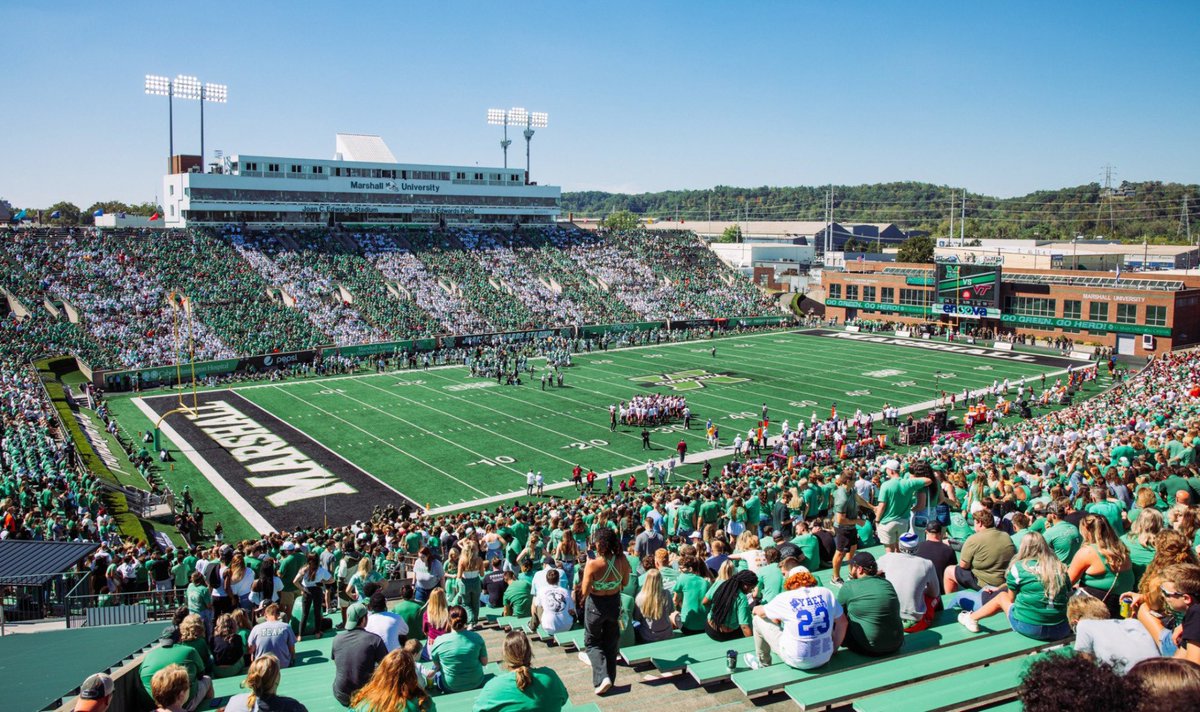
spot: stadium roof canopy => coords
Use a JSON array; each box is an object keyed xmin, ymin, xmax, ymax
[
  {"xmin": 0, "ymin": 540, "xmax": 97, "ymax": 586},
  {"xmin": 334, "ymin": 133, "xmax": 398, "ymax": 163}
]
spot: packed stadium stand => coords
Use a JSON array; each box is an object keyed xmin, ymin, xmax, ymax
[{"xmin": 5, "ymin": 224, "xmax": 1200, "ymax": 711}]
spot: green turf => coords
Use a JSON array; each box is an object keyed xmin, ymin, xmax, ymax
[{"xmin": 107, "ymin": 329, "xmax": 1082, "ymax": 540}]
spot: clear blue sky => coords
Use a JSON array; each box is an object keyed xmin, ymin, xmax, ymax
[{"xmin": 3, "ymin": 1, "xmax": 1198, "ymax": 209}]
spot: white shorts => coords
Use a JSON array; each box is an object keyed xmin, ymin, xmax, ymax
[{"xmin": 877, "ymin": 520, "xmax": 907, "ymax": 546}]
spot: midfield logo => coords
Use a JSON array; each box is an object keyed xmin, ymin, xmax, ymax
[{"xmin": 632, "ymin": 369, "xmax": 749, "ymax": 392}]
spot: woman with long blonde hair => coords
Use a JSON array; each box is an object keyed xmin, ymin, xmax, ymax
[
  {"xmin": 960, "ymin": 532, "xmax": 1071, "ymax": 641},
  {"xmin": 421, "ymin": 587, "xmax": 451, "ymax": 654},
  {"xmin": 472, "ymin": 631, "xmax": 569, "ymax": 710},
  {"xmin": 457, "ymin": 540, "xmax": 485, "ymax": 628},
  {"xmin": 633, "ymin": 568, "xmax": 677, "ymax": 643},
  {"xmin": 222, "ymin": 655, "xmax": 306, "ymax": 712},
  {"xmin": 1069, "ymin": 514, "xmax": 1134, "ymax": 617},
  {"xmin": 1122, "ymin": 508, "xmax": 1164, "ymax": 582},
  {"xmin": 349, "ymin": 648, "xmax": 431, "ymax": 712}
]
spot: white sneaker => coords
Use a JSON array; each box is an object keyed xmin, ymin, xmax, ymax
[
  {"xmin": 595, "ymin": 677, "xmax": 613, "ymax": 695},
  {"xmin": 578, "ymin": 652, "xmax": 591, "ymax": 667},
  {"xmin": 743, "ymin": 653, "xmax": 762, "ymax": 670},
  {"xmin": 958, "ymin": 610, "xmax": 980, "ymax": 633}
]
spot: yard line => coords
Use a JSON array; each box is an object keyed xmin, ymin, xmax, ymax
[
  {"xmin": 347, "ymin": 375, "xmax": 643, "ymax": 468},
  {"xmin": 270, "ymin": 385, "xmax": 488, "ymax": 497}
]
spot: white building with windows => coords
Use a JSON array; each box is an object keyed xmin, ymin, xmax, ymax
[{"xmin": 161, "ymin": 134, "xmax": 560, "ymax": 228}]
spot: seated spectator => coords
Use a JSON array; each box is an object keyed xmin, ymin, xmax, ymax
[
  {"xmin": 945, "ymin": 510, "xmax": 1016, "ymax": 595},
  {"xmin": 389, "ymin": 584, "xmax": 425, "ymax": 644},
  {"xmin": 501, "ymin": 571, "xmax": 533, "ymax": 618},
  {"xmin": 481, "ymin": 558, "xmax": 507, "ymax": 608},
  {"xmin": 529, "ymin": 568, "xmax": 575, "ymax": 635},
  {"xmin": 178, "ymin": 614, "xmax": 213, "ymax": 677},
  {"xmin": 745, "ymin": 566, "xmax": 846, "ymax": 670},
  {"xmin": 633, "ymin": 568, "xmax": 677, "ymax": 643},
  {"xmin": 332, "ymin": 603, "xmax": 389, "ymax": 706},
  {"xmin": 422, "ymin": 588, "xmax": 451, "ymax": 654},
  {"xmin": 349, "ymin": 648, "xmax": 432, "ymax": 712},
  {"xmin": 1069, "ymin": 593, "xmax": 1160, "ymax": 673},
  {"xmin": 139, "ymin": 627, "xmax": 212, "ymax": 712},
  {"xmin": 72, "ymin": 673, "xmax": 113, "ymax": 712},
  {"xmin": 878, "ymin": 532, "xmax": 940, "ymax": 632},
  {"xmin": 1157, "ymin": 563, "xmax": 1200, "ymax": 664},
  {"xmin": 915, "ymin": 521, "xmax": 957, "ymax": 596},
  {"xmin": 1126, "ymin": 658, "xmax": 1200, "ymax": 710},
  {"xmin": 248, "ymin": 603, "xmax": 296, "ymax": 670},
  {"xmin": 837, "ymin": 552, "xmax": 904, "ymax": 656},
  {"xmin": 1069, "ymin": 514, "xmax": 1135, "ymax": 618},
  {"xmin": 430, "ymin": 606, "xmax": 488, "ymax": 693},
  {"xmin": 1018, "ymin": 654, "xmax": 1139, "ymax": 712},
  {"xmin": 702, "ymin": 570, "xmax": 757, "ymax": 641},
  {"xmin": 223, "ymin": 654, "xmax": 308, "ymax": 712},
  {"xmin": 472, "ymin": 631, "xmax": 569, "ymax": 711},
  {"xmin": 212, "ymin": 613, "xmax": 247, "ymax": 678},
  {"xmin": 672, "ymin": 556, "xmax": 711, "ymax": 635},
  {"xmin": 364, "ymin": 590, "xmax": 408, "ymax": 652},
  {"xmin": 959, "ymin": 532, "xmax": 1071, "ymax": 641},
  {"xmin": 149, "ymin": 664, "xmax": 196, "ymax": 712}
]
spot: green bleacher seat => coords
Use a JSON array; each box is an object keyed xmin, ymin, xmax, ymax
[
  {"xmin": 618, "ymin": 630, "xmax": 688, "ymax": 665},
  {"xmin": 728, "ymin": 604, "xmax": 1012, "ymax": 696},
  {"xmin": 478, "ymin": 605, "xmax": 505, "ymax": 622},
  {"xmin": 554, "ymin": 629, "xmax": 586, "ymax": 650},
  {"xmin": 563, "ymin": 705, "xmax": 601, "ymax": 712},
  {"xmin": 852, "ymin": 655, "xmax": 1032, "ymax": 712},
  {"xmin": 786, "ymin": 632, "xmax": 1058, "ymax": 710},
  {"xmin": 652, "ymin": 634, "xmax": 756, "ymax": 673}
]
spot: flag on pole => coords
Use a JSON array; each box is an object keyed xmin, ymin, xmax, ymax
[
  {"xmin": 13, "ymin": 209, "xmax": 27, "ymax": 221},
  {"xmin": 93, "ymin": 208, "xmax": 104, "ymax": 217},
  {"xmin": 49, "ymin": 210, "xmax": 61, "ymax": 219},
  {"xmin": 150, "ymin": 213, "xmax": 160, "ymax": 221}
]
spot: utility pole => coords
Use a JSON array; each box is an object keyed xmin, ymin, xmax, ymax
[
  {"xmin": 1098, "ymin": 164, "xmax": 1117, "ymax": 236},
  {"xmin": 960, "ymin": 188, "xmax": 966, "ymax": 246},
  {"xmin": 949, "ymin": 191, "xmax": 955, "ymax": 248}
]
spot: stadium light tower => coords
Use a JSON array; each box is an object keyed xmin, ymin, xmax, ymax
[
  {"xmin": 486, "ymin": 107, "xmax": 548, "ymax": 181},
  {"xmin": 487, "ymin": 108, "xmax": 513, "ymax": 168},
  {"xmin": 144, "ymin": 74, "xmax": 227, "ymax": 172}
]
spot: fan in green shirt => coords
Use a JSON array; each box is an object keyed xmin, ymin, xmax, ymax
[
  {"xmin": 836, "ymin": 563, "xmax": 903, "ymax": 655},
  {"xmin": 672, "ymin": 571, "xmax": 710, "ymax": 633},
  {"xmin": 430, "ymin": 627, "xmax": 488, "ymax": 693},
  {"xmin": 502, "ymin": 576, "xmax": 533, "ymax": 617},
  {"xmin": 876, "ymin": 476, "xmax": 930, "ymax": 526},
  {"xmin": 1043, "ymin": 518, "xmax": 1083, "ymax": 564},
  {"xmin": 472, "ymin": 631, "xmax": 569, "ymax": 712}
]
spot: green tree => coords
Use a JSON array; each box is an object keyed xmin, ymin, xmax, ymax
[
  {"xmin": 897, "ymin": 235, "xmax": 935, "ymax": 263},
  {"xmin": 601, "ymin": 210, "xmax": 640, "ymax": 231},
  {"xmin": 719, "ymin": 224, "xmax": 742, "ymax": 243},
  {"xmin": 45, "ymin": 201, "xmax": 81, "ymax": 226}
]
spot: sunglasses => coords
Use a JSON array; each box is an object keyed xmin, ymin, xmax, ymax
[{"xmin": 1161, "ymin": 587, "xmax": 1189, "ymax": 600}]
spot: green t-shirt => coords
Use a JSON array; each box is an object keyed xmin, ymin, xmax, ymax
[
  {"xmin": 877, "ymin": 478, "xmax": 926, "ymax": 525},
  {"xmin": 704, "ymin": 579, "xmax": 750, "ymax": 631},
  {"xmin": 186, "ymin": 583, "xmax": 211, "ymax": 614},
  {"xmin": 404, "ymin": 531, "xmax": 424, "ymax": 554},
  {"xmin": 430, "ymin": 630, "xmax": 487, "ymax": 693},
  {"xmin": 1006, "ymin": 559, "xmax": 1069, "ymax": 627},
  {"xmin": 790, "ymin": 533, "xmax": 821, "ymax": 570},
  {"xmin": 278, "ymin": 553, "xmax": 305, "ymax": 594},
  {"xmin": 1043, "ymin": 521, "xmax": 1083, "ymax": 565},
  {"xmin": 472, "ymin": 667, "xmax": 570, "ymax": 711},
  {"xmin": 1121, "ymin": 533, "xmax": 1155, "ymax": 585},
  {"xmin": 961, "ymin": 529, "xmax": 1017, "ymax": 588},
  {"xmin": 832, "ymin": 487, "xmax": 859, "ymax": 524},
  {"xmin": 140, "ymin": 643, "xmax": 205, "ymax": 705},
  {"xmin": 503, "ymin": 579, "xmax": 533, "ymax": 616},
  {"xmin": 757, "ymin": 563, "xmax": 784, "ymax": 602},
  {"xmin": 390, "ymin": 599, "xmax": 426, "ymax": 641},
  {"xmin": 1085, "ymin": 501, "xmax": 1124, "ymax": 534},
  {"xmin": 698, "ymin": 501, "xmax": 721, "ymax": 525},
  {"xmin": 836, "ymin": 576, "xmax": 904, "ymax": 654},
  {"xmin": 674, "ymin": 573, "xmax": 710, "ymax": 632}
]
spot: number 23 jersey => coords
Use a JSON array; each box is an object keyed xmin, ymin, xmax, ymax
[{"xmin": 762, "ymin": 586, "xmax": 843, "ymax": 669}]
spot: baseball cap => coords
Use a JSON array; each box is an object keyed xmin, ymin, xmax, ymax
[
  {"xmin": 786, "ymin": 565, "xmax": 811, "ymax": 577},
  {"xmin": 899, "ymin": 533, "xmax": 919, "ymax": 551},
  {"xmin": 884, "ymin": 459, "xmax": 900, "ymax": 471},
  {"xmin": 281, "ymin": 541, "xmax": 295, "ymax": 552},
  {"xmin": 346, "ymin": 603, "xmax": 369, "ymax": 630},
  {"xmin": 688, "ymin": 531, "xmax": 702, "ymax": 539},
  {"xmin": 924, "ymin": 520, "xmax": 944, "ymax": 534},
  {"xmin": 158, "ymin": 625, "xmax": 179, "ymax": 644},
  {"xmin": 851, "ymin": 551, "xmax": 878, "ymax": 573},
  {"xmin": 79, "ymin": 673, "xmax": 114, "ymax": 700}
]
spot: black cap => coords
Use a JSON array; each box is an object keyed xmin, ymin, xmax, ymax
[
  {"xmin": 851, "ymin": 551, "xmax": 877, "ymax": 573},
  {"xmin": 924, "ymin": 520, "xmax": 943, "ymax": 534}
]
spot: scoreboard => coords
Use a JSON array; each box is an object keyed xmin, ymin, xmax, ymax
[{"xmin": 935, "ymin": 262, "xmax": 1001, "ymax": 308}]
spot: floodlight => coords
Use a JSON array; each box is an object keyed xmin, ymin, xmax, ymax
[
  {"xmin": 145, "ymin": 74, "xmax": 171, "ymax": 96},
  {"xmin": 530, "ymin": 112, "xmax": 548, "ymax": 128},
  {"xmin": 203, "ymin": 83, "xmax": 228, "ymax": 103},
  {"xmin": 487, "ymin": 108, "xmax": 506, "ymax": 125},
  {"xmin": 508, "ymin": 107, "xmax": 528, "ymax": 126},
  {"xmin": 174, "ymin": 75, "xmax": 201, "ymax": 101}
]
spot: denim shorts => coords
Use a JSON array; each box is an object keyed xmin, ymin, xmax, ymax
[{"xmin": 1007, "ymin": 610, "xmax": 1072, "ymax": 641}]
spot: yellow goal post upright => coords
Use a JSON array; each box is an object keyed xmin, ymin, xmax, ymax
[{"xmin": 152, "ymin": 291, "xmax": 201, "ymax": 452}]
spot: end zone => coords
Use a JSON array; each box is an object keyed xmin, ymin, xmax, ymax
[{"xmin": 133, "ymin": 390, "xmax": 418, "ymax": 531}]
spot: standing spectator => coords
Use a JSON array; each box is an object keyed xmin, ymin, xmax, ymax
[
  {"xmin": 222, "ymin": 654, "xmax": 308, "ymax": 712},
  {"xmin": 837, "ymin": 552, "xmax": 904, "ymax": 656},
  {"xmin": 413, "ymin": 547, "xmax": 444, "ymax": 603},
  {"xmin": 292, "ymin": 554, "xmax": 332, "ymax": 643},
  {"xmin": 248, "ymin": 603, "xmax": 297, "ymax": 670},
  {"xmin": 874, "ymin": 460, "xmax": 931, "ymax": 552},
  {"xmin": 332, "ymin": 603, "xmax": 388, "ymax": 706},
  {"xmin": 276, "ymin": 542, "xmax": 304, "ymax": 621},
  {"xmin": 578, "ymin": 525, "xmax": 631, "ymax": 696}
]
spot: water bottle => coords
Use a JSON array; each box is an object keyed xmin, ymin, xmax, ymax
[{"xmin": 726, "ymin": 649, "xmax": 737, "ymax": 672}]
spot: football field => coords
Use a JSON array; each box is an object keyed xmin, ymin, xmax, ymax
[{"xmin": 111, "ymin": 329, "xmax": 1081, "ymax": 538}]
